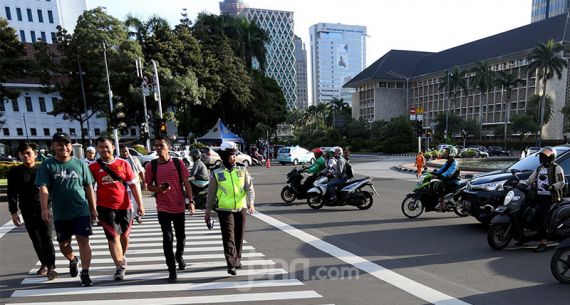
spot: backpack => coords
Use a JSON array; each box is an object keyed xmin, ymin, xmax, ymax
[
  {"xmin": 345, "ymin": 162, "xmax": 354, "ymax": 179},
  {"xmin": 151, "ymin": 158, "xmax": 184, "ymax": 196}
]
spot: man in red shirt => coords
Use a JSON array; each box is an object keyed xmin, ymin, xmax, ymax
[
  {"xmin": 89, "ymin": 137, "xmax": 145, "ymax": 281},
  {"xmin": 145, "ymin": 136, "xmax": 195, "ymax": 283}
]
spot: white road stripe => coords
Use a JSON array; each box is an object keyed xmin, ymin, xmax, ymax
[
  {"xmin": 0, "ymin": 220, "xmax": 16, "ymax": 239},
  {"xmin": 73, "ymin": 240, "xmax": 238, "ymax": 249},
  {"xmin": 92, "ymin": 227, "xmax": 219, "ymax": 233},
  {"xmin": 88, "ymin": 245, "xmax": 254, "ymax": 256},
  {"xmin": 8, "ymin": 290, "xmax": 322, "ymax": 305},
  {"xmin": 42, "ymin": 252, "xmax": 265, "ymax": 266},
  {"xmin": 254, "ymin": 212, "xmax": 471, "ymax": 305},
  {"xmin": 11, "ymin": 279, "xmax": 303, "ymax": 298},
  {"xmin": 86, "ymin": 231, "xmax": 221, "ymax": 237},
  {"xmin": 62, "ymin": 237, "xmax": 244, "ymax": 245},
  {"xmin": 21, "ymin": 268, "xmax": 288, "ymax": 285},
  {"xmin": 28, "ymin": 260, "xmax": 276, "ymax": 275},
  {"xmin": 53, "ymin": 234, "xmax": 223, "ymax": 243}
]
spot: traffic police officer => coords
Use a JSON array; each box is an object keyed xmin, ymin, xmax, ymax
[{"xmin": 205, "ymin": 141, "xmax": 255, "ymax": 275}]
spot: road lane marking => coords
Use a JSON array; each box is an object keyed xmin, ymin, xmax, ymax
[
  {"xmin": 0, "ymin": 220, "xmax": 16, "ymax": 239},
  {"xmin": 11, "ymin": 279, "xmax": 303, "ymax": 297},
  {"xmin": 21, "ymin": 268, "xmax": 288, "ymax": 285},
  {"xmin": 253, "ymin": 211, "xmax": 471, "ymax": 305},
  {"xmin": 86, "ymin": 245, "xmax": 254, "ymax": 256},
  {"xmin": 9, "ymin": 290, "xmax": 322, "ymax": 304}
]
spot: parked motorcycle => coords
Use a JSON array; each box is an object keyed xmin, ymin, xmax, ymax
[
  {"xmin": 281, "ymin": 166, "xmax": 310, "ymax": 203},
  {"xmin": 306, "ymin": 176, "xmax": 380, "ymax": 210},
  {"xmin": 551, "ymin": 238, "xmax": 570, "ymax": 284},
  {"xmin": 487, "ymin": 182, "xmax": 570, "ymax": 250},
  {"xmin": 401, "ymin": 172, "xmax": 468, "ymax": 218}
]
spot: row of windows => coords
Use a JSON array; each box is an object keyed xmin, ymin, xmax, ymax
[
  {"xmin": 4, "ymin": 7, "xmax": 54, "ymax": 24},
  {"xmin": 2, "ymin": 128, "xmax": 139, "ymax": 137},
  {"xmin": 19, "ymin": 29, "xmax": 56, "ymax": 43},
  {"xmin": 0, "ymin": 96, "xmax": 54, "ymax": 113}
]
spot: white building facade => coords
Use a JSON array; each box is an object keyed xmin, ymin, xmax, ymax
[
  {"xmin": 310, "ymin": 23, "xmax": 366, "ymax": 106},
  {"xmin": 294, "ymin": 35, "xmax": 309, "ymax": 108}
]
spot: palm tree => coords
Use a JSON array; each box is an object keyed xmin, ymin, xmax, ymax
[
  {"xmin": 439, "ymin": 67, "xmax": 467, "ymax": 140},
  {"xmin": 470, "ymin": 61, "xmax": 496, "ymax": 140},
  {"xmin": 527, "ymin": 39, "xmax": 567, "ymax": 145},
  {"xmin": 495, "ymin": 71, "xmax": 525, "ymax": 148}
]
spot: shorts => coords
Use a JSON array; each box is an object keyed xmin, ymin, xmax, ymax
[
  {"xmin": 97, "ymin": 206, "xmax": 133, "ymax": 241},
  {"xmin": 54, "ymin": 216, "xmax": 93, "ymax": 243}
]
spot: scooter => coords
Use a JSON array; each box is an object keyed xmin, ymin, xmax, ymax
[
  {"xmin": 190, "ymin": 179, "xmax": 209, "ymax": 209},
  {"xmin": 552, "ymin": 238, "xmax": 570, "ymax": 284},
  {"xmin": 281, "ymin": 166, "xmax": 310, "ymax": 203},
  {"xmin": 487, "ymin": 182, "xmax": 570, "ymax": 250},
  {"xmin": 306, "ymin": 176, "xmax": 380, "ymax": 210},
  {"xmin": 401, "ymin": 172, "xmax": 468, "ymax": 219}
]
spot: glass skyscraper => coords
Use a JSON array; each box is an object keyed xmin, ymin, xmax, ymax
[
  {"xmin": 294, "ymin": 35, "xmax": 308, "ymax": 108},
  {"xmin": 310, "ymin": 23, "xmax": 366, "ymax": 106},
  {"xmin": 531, "ymin": 0, "xmax": 570, "ymax": 22}
]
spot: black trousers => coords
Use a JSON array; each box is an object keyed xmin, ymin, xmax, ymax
[
  {"xmin": 218, "ymin": 209, "xmax": 247, "ymax": 269},
  {"xmin": 534, "ymin": 195, "xmax": 553, "ymax": 239},
  {"xmin": 157, "ymin": 212, "xmax": 186, "ymax": 272},
  {"xmin": 23, "ymin": 212, "xmax": 56, "ymax": 269}
]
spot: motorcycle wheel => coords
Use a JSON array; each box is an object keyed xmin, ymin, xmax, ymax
[
  {"xmin": 356, "ymin": 191, "xmax": 374, "ymax": 210},
  {"xmin": 453, "ymin": 196, "xmax": 470, "ymax": 217},
  {"xmin": 280, "ymin": 186, "xmax": 297, "ymax": 203},
  {"xmin": 307, "ymin": 197, "xmax": 324, "ymax": 209},
  {"xmin": 487, "ymin": 223, "xmax": 512, "ymax": 250},
  {"xmin": 551, "ymin": 247, "xmax": 570, "ymax": 284},
  {"xmin": 401, "ymin": 195, "xmax": 424, "ymax": 218}
]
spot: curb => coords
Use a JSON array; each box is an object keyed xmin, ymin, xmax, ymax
[{"xmin": 391, "ymin": 165, "xmax": 475, "ymax": 179}]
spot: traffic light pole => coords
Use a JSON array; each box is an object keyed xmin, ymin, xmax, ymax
[
  {"xmin": 136, "ymin": 58, "xmax": 151, "ymax": 152},
  {"xmin": 151, "ymin": 60, "xmax": 163, "ymax": 119},
  {"xmin": 103, "ymin": 43, "xmax": 120, "ymax": 156}
]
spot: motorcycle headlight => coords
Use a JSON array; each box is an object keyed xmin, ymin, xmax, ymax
[{"xmin": 503, "ymin": 190, "xmax": 515, "ymax": 205}]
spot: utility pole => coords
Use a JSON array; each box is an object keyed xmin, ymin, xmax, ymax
[
  {"xmin": 445, "ymin": 72, "xmax": 451, "ymax": 141},
  {"xmin": 103, "ymin": 42, "xmax": 120, "ymax": 156},
  {"xmin": 136, "ymin": 58, "xmax": 151, "ymax": 152},
  {"xmin": 77, "ymin": 55, "xmax": 92, "ymax": 146},
  {"xmin": 151, "ymin": 60, "xmax": 163, "ymax": 119}
]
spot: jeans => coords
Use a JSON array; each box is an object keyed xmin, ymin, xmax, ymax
[
  {"xmin": 327, "ymin": 177, "xmax": 348, "ymax": 200},
  {"xmin": 157, "ymin": 212, "xmax": 186, "ymax": 272}
]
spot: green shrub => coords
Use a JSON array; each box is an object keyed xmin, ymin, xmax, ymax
[
  {"xmin": 132, "ymin": 144, "xmax": 147, "ymax": 155},
  {"xmin": 190, "ymin": 143, "xmax": 207, "ymax": 149},
  {"xmin": 0, "ymin": 162, "xmax": 22, "ymax": 178},
  {"xmin": 465, "ymin": 149, "xmax": 477, "ymax": 158}
]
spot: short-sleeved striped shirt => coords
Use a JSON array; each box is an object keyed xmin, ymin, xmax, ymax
[{"xmin": 145, "ymin": 158, "xmax": 189, "ymax": 214}]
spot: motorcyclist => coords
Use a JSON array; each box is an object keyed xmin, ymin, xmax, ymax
[
  {"xmin": 189, "ymin": 149, "xmax": 210, "ymax": 197},
  {"xmin": 302, "ymin": 148, "xmax": 326, "ymax": 191},
  {"xmin": 524, "ymin": 146, "xmax": 566, "ymax": 252},
  {"xmin": 326, "ymin": 147, "xmax": 348, "ymax": 203},
  {"xmin": 432, "ymin": 146, "xmax": 461, "ymax": 210}
]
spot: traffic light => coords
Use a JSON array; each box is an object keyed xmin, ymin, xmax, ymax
[
  {"xmin": 155, "ymin": 118, "xmax": 167, "ymax": 137},
  {"xmin": 426, "ymin": 128, "xmax": 432, "ymax": 138},
  {"xmin": 416, "ymin": 121, "xmax": 423, "ymax": 137},
  {"xmin": 109, "ymin": 100, "xmax": 127, "ymax": 130},
  {"xmin": 140, "ymin": 123, "xmax": 149, "ymax": 140}
]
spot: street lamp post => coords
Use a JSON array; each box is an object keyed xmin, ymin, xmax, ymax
[
  {"xmin": 445, "ymin": 72, "xmax": 452, "ymax": 141},
  {"xmin": 102, "ymin": 42, "xmax": 120, "ymax": 156},
  {"xmin": 151, "ymin": 60, "xmax": 163, "ymax": 119},
  {"xmin": 77, "ymin": 55, "xmax": 92, "ymax": 146},
  {"xmin": 136, "ymin": 58, "xmax": 151, "ymax": 152}
]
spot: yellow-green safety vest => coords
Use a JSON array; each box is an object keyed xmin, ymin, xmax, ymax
[{"xmin": 214, "ymin": 166, "xmax": 247, "ymax": 210}]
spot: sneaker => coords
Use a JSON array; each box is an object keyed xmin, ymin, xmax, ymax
[
  {"xmin": 168, "ymin": 271, "xmax": 177, "ymax": 283},
  {"xmin": 176, "ymin": 256, "xmax": 186, "ymax": 270},
  {"xmin": 69, "ymin": 257, "xmax": 79, "ymax": 277},
  {"xmin": 122, "ymin": 256, "xmax": 127, "ymax": 269},
  {"xmin": 227, "ymin": 267, "xmax": 237, "ymax": 276},
  {"xmin": 114, "ymin": 267, "xmax": 125, "ymax": 281},
  {"xmin": 534, "ymin": 243, "xmax": 548, "ymax": 253},
  {"xmin": 80, "ymin": 270, "xmax": 92, "ymax": 287},
  {"xmin": 36, "ymin": 265, "xmax": 48, "ymax": 275},
  {"xmin": 47, "ymin": 269, "xmax": 58, "ymax": 280},
  {"xmin": 136, "ymin": 216, "xmax": 142, "ymax": 224}
]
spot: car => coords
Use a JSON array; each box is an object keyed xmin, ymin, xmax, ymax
[
  {"xmin": 467, "ymin": 145, "xmax": 488, "ymax": 152},
  {"xmin": 461, "ymin": 145, "xmax": 570, "ymax": 224},
  {"xmin": 277, "ymin": 146, "xmax": 315, "ymax": 165},
  {"xmin": 201, "ymin": 147, "xmax": 253, "ymax": 167},
  {"xmin": 139, "ymin": 151, "xmax": 192, "ymax": 168},
  {"xmin": 460, "ymin": 148, "xmax": 489, "ymax": 158},
  {"xmin": 437, "ymin": 144, "xmax": 451, "ymax": 151},
  {"xmin": 488, "ymin": 146, "xmax": 509, "ymax": 156}
]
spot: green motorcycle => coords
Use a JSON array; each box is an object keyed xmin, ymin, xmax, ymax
[{"xmin": 401, "ymin": 172, "xmax": 469, "ymax": 218}]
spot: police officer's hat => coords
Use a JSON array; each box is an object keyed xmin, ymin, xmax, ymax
[{"xmin": 220, "ymin": 141, "xmax": 238, "ymax": 154}]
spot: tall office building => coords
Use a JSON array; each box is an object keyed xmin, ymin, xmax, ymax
[
  {"xmin": 219, "ymin": 0, "xmax": 247, "ymax": 16},
  {"xmin": 310, "ymin": 23, "xmax": 366, "ymax": 106},
  {"xmin": 532, "ymin": 0, "xmax": 570, "ymax": 22},
  {"xmin": 294, "ymin": 35, "xmax": 309, "ymax": 108},
  {"xmin": 1, "ymin": 0, "xmax": 87, "ymax": 44}
]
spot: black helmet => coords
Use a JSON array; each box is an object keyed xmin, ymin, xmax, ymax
[
  {"xmin": 190, "ymin": 149, "xmax": 201, "ymax": 161},
  {"xmin": 538, "ymin": 146, "xmax": 556, "ymax": 165}
]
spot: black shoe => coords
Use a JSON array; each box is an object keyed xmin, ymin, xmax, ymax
[
  {"xmin": 534, "ymin": 243, "xmax": 548, "ymax": 253},
  {"xmin": 235, "ymin": 263, "xmax": 242, "ymax": 269},
  {"xmin": 69, "ymin": 257, "xmax": 79, "ymax": 277},
  {"xmin": 176, "ymin": 256, "xmax": 186, "ymax": 270},
  {"xmin": 168, "ymin": 271, "xmax": 177, "ymax": 283},
  {"xmin": 227, "ymin": 267, "xmax": 237, "ymax": 276},
  {"xmin": 80, "ymin": 271, "xmax": 92, "ymax": 287}
]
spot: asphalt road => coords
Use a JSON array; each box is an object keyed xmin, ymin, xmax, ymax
[{"xmin": 0, "ymin": 156, "xmax": 568, "ymax": 305}]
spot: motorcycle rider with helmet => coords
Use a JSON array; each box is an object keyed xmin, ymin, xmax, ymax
[
  {"xmin": 301, "ymin": 148, "xmax": 326, "ymax": 191},
  {"xmin": 432, "ymin": 146, "xmax": 461, "ymax": 210},
  {"xmin": 523, "ymin": 146, "xmax": 566, "ymax": 252},
  {"xmin": 326, "ymin": 147, "xmax": 348, "ymax": 203},
  {"xmin": 189, "ymin": 149, "xmax": 210, "ymax": 201}
]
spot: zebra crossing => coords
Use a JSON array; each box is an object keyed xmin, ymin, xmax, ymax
[{"xmin": 8, "ymin": 210, "xmax": 330, "ymax": 305}]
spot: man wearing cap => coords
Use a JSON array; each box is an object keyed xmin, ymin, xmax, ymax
[
  {"xmin": 205, "ymin": 141, "xmax": 255, "ymax": 275},
  {"xmin": 83, "ymin": 147, "xmax": 97, "ymax": 165},
  {"xmin": 35, "ymin": 132, "xmax": 97, "ymax": 287}
]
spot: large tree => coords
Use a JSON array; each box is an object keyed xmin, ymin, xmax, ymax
[
  {"xmin": 439, "ymin": 67, "xmax": 467, "ymax": 140},
  {"xmin": 495, "ymin": 71, "xmax": 525, "ymax": 148},
  {"xmin": 527, "ymin": 39, "xmax": 567, "ymax": 145},
  {"xmin": 470, "ymin": 61, "xmax": 496, "ymax": 139}
]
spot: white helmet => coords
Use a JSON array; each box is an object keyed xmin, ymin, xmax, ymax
[{"xmin": 220, "ymin": 141, "xmax": 237, "ymax": 153}]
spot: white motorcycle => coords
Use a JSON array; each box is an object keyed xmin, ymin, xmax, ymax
[{"xmin": 306, "ymin": 176, "xmax": 380, "ymax": 210}]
